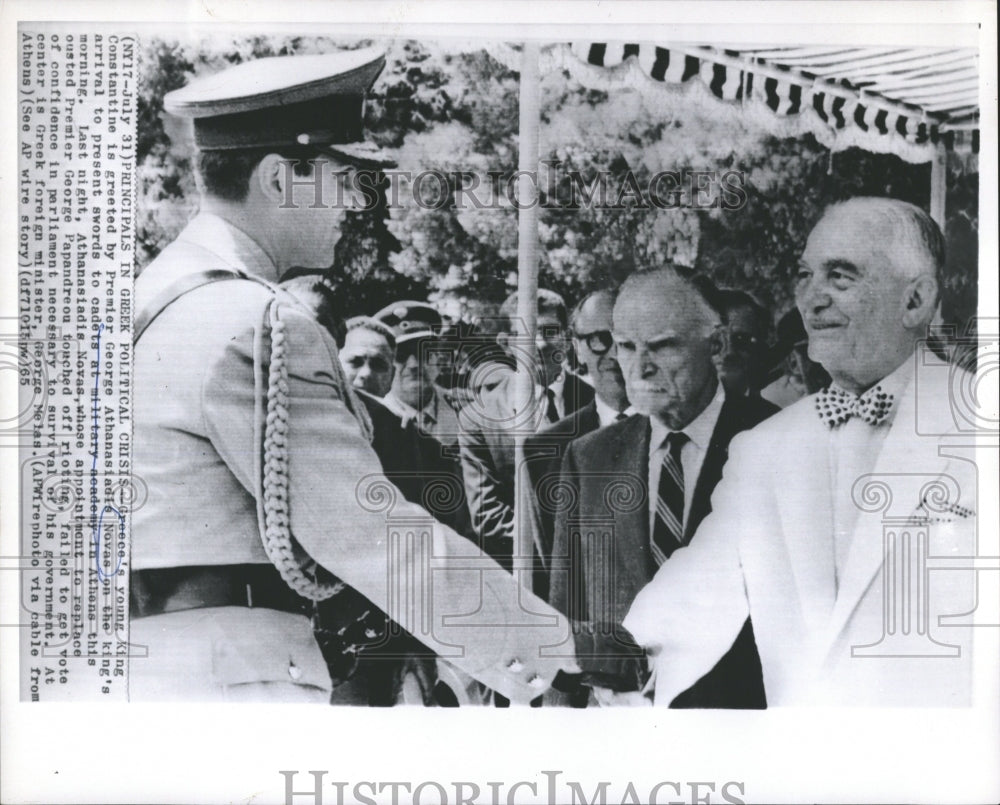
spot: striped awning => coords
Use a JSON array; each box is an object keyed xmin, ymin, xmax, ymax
[{"xmin": 566, "ymin": 43, "xmax": 980, "ymax": 163}]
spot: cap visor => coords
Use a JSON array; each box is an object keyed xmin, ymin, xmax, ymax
[
  {"xmin": 322, "ymin": 141, "xmax": 397, "ymax": 169},
  {"xmin": 395, "ymin": 329, "xmax": 437, "ymax": 344}
]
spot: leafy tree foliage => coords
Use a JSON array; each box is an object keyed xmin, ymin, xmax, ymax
[{"xmin": 137, "ymin": 36, "xmax": 978, "ymax": 335}]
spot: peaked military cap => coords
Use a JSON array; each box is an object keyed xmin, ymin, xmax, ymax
[
  {"xmin": 374, "ymin": 301, "xmax": 442, "ymax": 344},
  {"xmin": 163, "ymin": 47, "xmax": 395, "ymax": 167}
]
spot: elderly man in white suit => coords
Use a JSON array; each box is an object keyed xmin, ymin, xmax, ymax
[{"xmin": 623, "ymin": 197, "xmax": 982, "ymax": 707}]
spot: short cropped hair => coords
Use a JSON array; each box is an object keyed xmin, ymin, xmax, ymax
[
  {"xmin": 498, "ymin": 288, "xmax": 568, "ymax": 333},
  {"xmin": 197, "ymin": 146, "xmax": 322, "ymax": 202},
  {"xmin": 345, "ymin": 316, "xmax": 396, "ymax": 352}
]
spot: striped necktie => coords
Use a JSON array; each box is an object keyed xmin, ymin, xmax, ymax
[{"xmin": 651, "ymin": 431, "xmax": 689, "ymax": 565}]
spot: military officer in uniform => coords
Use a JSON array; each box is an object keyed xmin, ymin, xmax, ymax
[
  {"xmin": 375, "ymin": 301, "xmax": 463, "ymax": 447},
  {"xmin": 131, "ymin": 48, "xmax": 579, "ymax": 703}
]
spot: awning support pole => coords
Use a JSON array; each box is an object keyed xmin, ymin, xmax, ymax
[
  {"xmin": 930, "ymin": 142, "xmax": 947, "ymax": 229},
  {"xmin": 513, "ymin": 41, "xmax": 541, "ymax": 593}
]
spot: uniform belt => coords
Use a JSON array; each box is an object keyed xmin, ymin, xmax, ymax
[{"xmin": 130, "ymin": 564, "xmax": 312, "ymax": 619}]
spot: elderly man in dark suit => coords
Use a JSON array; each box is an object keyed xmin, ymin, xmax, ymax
[
  {"xmin": 525, "ymin": 289, "xmax": 633, "ymax": 597},
  {"xmin": 458, "ymin": 289, "xmax": 594, "ymax": 569},
  {"xmin": 549, "ymin": 266, "xmax": 773, "ymax": 707}
]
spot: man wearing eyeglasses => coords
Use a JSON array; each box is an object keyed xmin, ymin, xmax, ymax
[
  {"xmin": 548, "ymin": 267, "xmax": 773, "ymax": 706},
  {"xmin": 525, "ymin": 289, "xmax": 634, "ymax": 597}
]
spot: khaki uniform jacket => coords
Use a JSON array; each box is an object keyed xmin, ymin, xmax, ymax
[{"xmin": 133, "ymin": 213, "xmax": 574, "ymax": 702}]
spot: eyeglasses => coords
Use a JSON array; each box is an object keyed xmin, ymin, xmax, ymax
[{"xmin": 574, "ymin": 330, "xmax": 615, "ymax": 355}]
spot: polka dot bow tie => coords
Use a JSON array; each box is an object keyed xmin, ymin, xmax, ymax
[{"xmin": 815, "ymin": 384, "xmax": 896, "ymax": 428}]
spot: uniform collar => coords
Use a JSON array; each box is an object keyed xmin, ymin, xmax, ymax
[
  {"xmin": 383, "ymin": 390, "xmax": 437, "ymax": 425},
  {"xmin": 177, "ymin": 212, "xmax": 280, "ymax": 284}
]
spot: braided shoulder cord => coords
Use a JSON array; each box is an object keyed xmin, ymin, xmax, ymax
[{"xmin": 260, "ymin": 301, "xmax": 343, "ymax": 601}]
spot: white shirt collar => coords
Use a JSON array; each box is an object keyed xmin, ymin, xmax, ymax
[
  {"xmin": 536, "ymin": 371, "xmax": 566, "ymax": 399},
  {"xmin": 870, "ymin": 354, "xmax": 915, "ymax": 405},
  {"xmin": 649, "ymin": 385, "xmax": 725, "ymax": 452},
  {"xmin": 827, "ymin": 354, "xmax": 915, "ymax": 425},
  {"xmin": 594, "ymin": 394, "xmax": 636, "ymax": 428},
  {"xmin": 533, "ymin": 371, "xmax": 567, "ymax": 421}
]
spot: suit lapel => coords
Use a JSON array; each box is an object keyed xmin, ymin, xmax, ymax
[
  {"xmin": 823, "ymin": 369, "xmax": 951, "ymax": 651},
  {"xmin": 687, "ymin": 397, "xmax": 744, "ymax": 537},
  {"xmin": 777, "ymin": 404, "xmax": 838, "ymax": 633},
  {"xmin": 578, "ymin": 400, "xmax": 599, "ymax": 434},
  {"xmin": 612, "ymin": 416, "xmax": 654, "ymax": 585},
  {"xmin": 564, "ymin": 373, "xmax": 595, "ymax": 417}
]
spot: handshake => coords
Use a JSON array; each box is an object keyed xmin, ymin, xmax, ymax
[{"xmin": 551, "ymin": 669, "xmax": 653, "ymax": 707}]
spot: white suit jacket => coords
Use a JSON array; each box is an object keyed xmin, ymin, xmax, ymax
[{"xmin": 624, "ymin": 352, "xmax": 984, "ymax": 707}]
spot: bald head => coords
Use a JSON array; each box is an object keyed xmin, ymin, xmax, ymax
[{"xmin": 572, "ymin": 289, "xmax": 628, "ymax": 411}]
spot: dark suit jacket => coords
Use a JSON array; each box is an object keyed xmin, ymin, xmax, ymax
[
  {"xmin": 524, "ymin": 399, "xmax": 601, "ymax": 598},
  {"xmin": 314, "ymin": 391, "xmax": 472, "ymax": 704},
  {"xmin": 458, "ymin": 370, "xmax": 594, "ymax": 566},
  {"xmin": 549, "ymin": 394, "xmax": 773, "ymax": 708},
  {"xmin": 358, "ymin": 390, "xmax": 473, "ymax": 540}
]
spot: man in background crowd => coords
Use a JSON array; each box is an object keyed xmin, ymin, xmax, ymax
[
  {"xmin": 525, "ymin": 289, "xmax": 633, "ymax": 597},
  {"xmin": 761, "ymin": 306, "xmax": 832, "ymax": 408},
  {"xmin": 339, "ymin": 316, "xmax": 397, "ymax": 399},
  {"xmin": 549, "ymin": 267, "xmax": 770, "ymax": 707},
  {"xmin": 376, "ymin": 301, "xmax": 462, "ymax": 447},
  {"xmin": 624, "ymin": 197, "xmax": 978, "ymax": 707},
  {"xmin": 458, "ymin": 289, "xmax": 594, "ymax": 569},
  {"xmin": 714, "ymin": 289, "xmax": 780, "ymax": 419}
]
